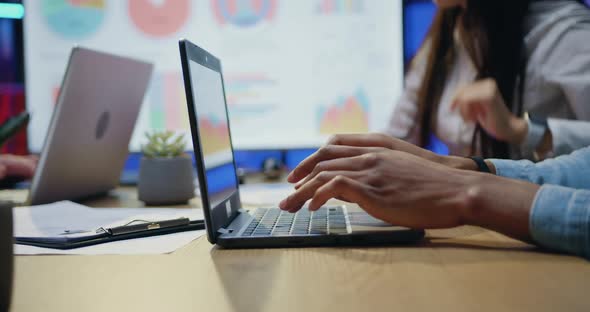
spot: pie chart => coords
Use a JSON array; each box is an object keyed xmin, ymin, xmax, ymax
[
  {"xmin": 212, "ymin": 0, "xmax": 277, "ymax": 28},
  {"xmin": 41, "ymin": 0, "xmax": 106, "ymax": 40},
  {"xmin": 128, "ymin": 0, "xmax": 190, "ymax": 37}
]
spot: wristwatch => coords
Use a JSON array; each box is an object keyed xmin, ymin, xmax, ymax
[{"xmin": 468, "ymin": 156, "xmax": 491, "ymax": 173}]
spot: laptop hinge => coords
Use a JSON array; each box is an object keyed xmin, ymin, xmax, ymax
[
  {"xmin": 217, "ymin": 228, "xmax": 232, "ymax": 234},
  {"xmin": 238, "ymin": 208, "xmax": 248, "ymax": 214}
]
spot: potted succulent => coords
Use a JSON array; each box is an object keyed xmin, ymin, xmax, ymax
[{"xmin": 138, "ymin": 131, "xmax": 195, "ymax": 205}]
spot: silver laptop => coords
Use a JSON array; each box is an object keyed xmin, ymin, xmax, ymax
[
  {"xmin": 26, "ymin": 47, "xmax": 153, "ymax": 205},
  {"xmin": 179, "ymin": 39, "xmax": 424, "ymax": 248}
]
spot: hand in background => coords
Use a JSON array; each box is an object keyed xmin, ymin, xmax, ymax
[
  {"xmin": 0, "ymin": 154, "xmax": 38, "ymax": 180},
  {"xmin": 451, "ymin": 78, "xmax": 528, "ymax": 145}
]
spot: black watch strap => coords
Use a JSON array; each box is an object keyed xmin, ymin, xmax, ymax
[{"xmin": 468, "ymin": 156, "xmax": 491, "ymax": 173}]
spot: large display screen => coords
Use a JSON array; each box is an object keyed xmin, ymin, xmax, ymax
[{"xmin": 23, "ymin": 0, "xmax": 403, "ymax": 152}]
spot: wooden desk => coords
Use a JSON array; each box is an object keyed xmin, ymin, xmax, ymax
[{"xmin": 10, "ymin": 187, "xmax": 590, "ymax": 312}]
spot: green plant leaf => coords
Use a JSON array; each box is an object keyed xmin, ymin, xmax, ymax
[{"xmin": 141, "ymin": 130, "xmax": 187, "ymax": 158}]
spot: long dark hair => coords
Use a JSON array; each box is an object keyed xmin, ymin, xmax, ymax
[{"xmin": 413, "ymin": 0, "xmax": 532, "ymax": 158}]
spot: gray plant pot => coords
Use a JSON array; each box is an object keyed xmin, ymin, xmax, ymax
[
  {"xmin": 138, "ymin": 156, "xmax": 195, "ymax": 205},
  {"xmin": 0, "ymin": 202, "xmax": 13, "ymax": 312}
]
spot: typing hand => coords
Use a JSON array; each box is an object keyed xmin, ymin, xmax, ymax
[
  {"xmin": 280, "ymin": 150, "xmax": 471, "ymax": 229},
  {"xmin": 287, "ymin": 133, "xmax": 475, "ymax": 189},
  {"xmin": 0, "ymin": 154, "xmax": 38, "ymax": 180},
  {"xmin": 451, "ymin": 78, "xmax": 527, "ymax": 145},
  {"xmin": 288, "ymin": 133, "xmax": 444, "ymax": 186}
]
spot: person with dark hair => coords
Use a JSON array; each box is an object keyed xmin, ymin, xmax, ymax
[
  {"xmin": 279, "ymin": 133, "xmax": 590, "ymax": 259},
  {"xmin": 386, "ymin": 0, "xmax": 590, "ymax": 159}
]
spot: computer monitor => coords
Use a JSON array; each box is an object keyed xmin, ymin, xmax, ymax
[{"xmin": 23, "ymin": 0, "xmax": 404, "ymax": 152}]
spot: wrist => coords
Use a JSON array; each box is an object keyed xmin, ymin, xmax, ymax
[
  {"xmin": 459, "ymin": 172, "xmax": 498, "ymax": 227},
  {"xmin": 458, "ymin": 172, "xmax": 540, "ymax": 241},
  {"xmin": 440, "ymin": 155, "xmax": 477, "ymax": 171},
  {"xmin": 484, "ymin": 160, "xmax": 496, "ymax": 175},
  {"xmin": 438, "ymin": 155, "xmax": 497, "ymax": 175},
  {"xmin": 509, "ymin": 116, "xmax": 528, "ymax": 145},
  {"xmin": 534, "ymin": 130, "xmax": 553, "ymax": 160},
  {"xmin": 454, "ymin": 171, "xmax": 510, "ymax": 225},
  {"xmin": 450, "ymin": 171, "xmax": 484, "ymax": 226}
]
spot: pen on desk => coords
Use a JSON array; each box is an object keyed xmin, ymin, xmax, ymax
[
  {"xmin": 0, "ymin": 111, "xmax": 30, "ymax": 147},
  {"xmin": 107, "ymin": 217, "xmax": 191, "ymax": 236}
]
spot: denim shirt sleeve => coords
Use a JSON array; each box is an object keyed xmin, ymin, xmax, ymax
[
  {"xmin": 489, "ymin": 147, "xmax": 590, "ymax": 258},
  {"xmin": 530, "ymin": 185, "xmax": 590, "ymax": 259},
  {"xmin": 490, "ymin": 147, "xmax": 590, "ymax": 189}
]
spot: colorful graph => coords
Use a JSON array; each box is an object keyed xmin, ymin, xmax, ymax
[
  {"xmin": 224, "ymin": 73, "xmax": 277, "ymax": 118},
  {"xmin": 224, "ymin": 73, "xmax": 275, "ymax": 106},
  {"xmin": 316, "ymin": 0, "xmax": 363, "ymax": 14},
  {"xmin": 128, "ymin": 0, "xmax": 190, "ymax": 37},
  {"xmin": 318, "ymin": 89, "xmax": 369, "ymax": 134},
  {"xmin": 148, "ymin": 72, "xmax": 189, "ymax": 131},
  {"xmin": 41, "ymin": 0, "xmax": 105, "ymax": 39},
  {"xmin": 212, "ymin": 0, "xmax": 276, "ymax": 28},
  {"xmin": 199, "ymin": 116, "xmax": 232, "ymax": 156}
]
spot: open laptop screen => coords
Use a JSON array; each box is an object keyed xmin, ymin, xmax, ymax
[{"xmin": 188, "ymin": 60, "xmax": 238, "ymax": 208}]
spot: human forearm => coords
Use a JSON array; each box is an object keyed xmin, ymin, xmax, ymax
[
  {"xmin": 457, "ymin": 170, "xmax": 590, "ymax": 259},
  {"xmin": 458, "ymin": 171, "xmax": 540, "ymax": 242}
]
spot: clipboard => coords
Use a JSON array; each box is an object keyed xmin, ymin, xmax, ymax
[{"xmin": 15, "ymin": 218, "xmax": 205, "ymax": 250}]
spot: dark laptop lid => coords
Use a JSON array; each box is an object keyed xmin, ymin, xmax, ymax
[{"xmin": 179, "ymin": 39, "xmax": 242, "ymax": 243}]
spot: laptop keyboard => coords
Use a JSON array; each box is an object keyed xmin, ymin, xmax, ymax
[{"xmin": 241, "ymin": 206, "xmax": 350, "ymax": 237}]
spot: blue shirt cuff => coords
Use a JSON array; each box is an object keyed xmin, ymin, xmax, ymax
[
  {"xmin": 530, "ymin": 185, "xmax": 590, "ymax": 258},
  {"xmin": 490, "ymin": 158, "xmax": 534, "ymax": 181}
]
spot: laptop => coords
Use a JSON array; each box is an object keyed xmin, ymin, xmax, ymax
[
  {"xmin": 179, "ymin": 39, "xmax": 424, "ymax": 248},
  {"xmin": 25, "ymin": 47, "xmax": 153, "ymax": 205}
]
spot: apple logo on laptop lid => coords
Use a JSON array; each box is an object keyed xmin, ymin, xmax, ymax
[{"xmin": 95, "ymin": 111, "xmax": 110, "ymax": 140}]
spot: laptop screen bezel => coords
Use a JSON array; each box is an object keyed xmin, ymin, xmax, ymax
[{"xmin": 179, "ymin": 39, "xmax": 243, "ymax": 243}]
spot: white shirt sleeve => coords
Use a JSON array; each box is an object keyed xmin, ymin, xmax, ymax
[
  {"xmin": 382, "ymin": 42, "xmax": 430, "ymax": 145},
  {"xmin": 540, "ymin": 27, "xmax": 590, "ymax": 156}
]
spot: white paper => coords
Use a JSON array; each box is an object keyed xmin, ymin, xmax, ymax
[{"xmin": 13, "ymin": 201, "xmax": 205, "ymax": 255}]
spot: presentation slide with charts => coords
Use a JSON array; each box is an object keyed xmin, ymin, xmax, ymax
[
  {"xmin": 24, "ymin": 0, "xmax": 403, "ymax": 151},
  {"xmin": 189, "ymin": 60, "xmax": 235, "ymax": 169}
]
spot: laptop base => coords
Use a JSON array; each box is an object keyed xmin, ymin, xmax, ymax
[
  {"xmin": 217, "ymin": 229, "xmax": 425, "ymax": 249},
  {"xmin": 216, "ymin": 208, "xmax": 425, "ymax": 249}
]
